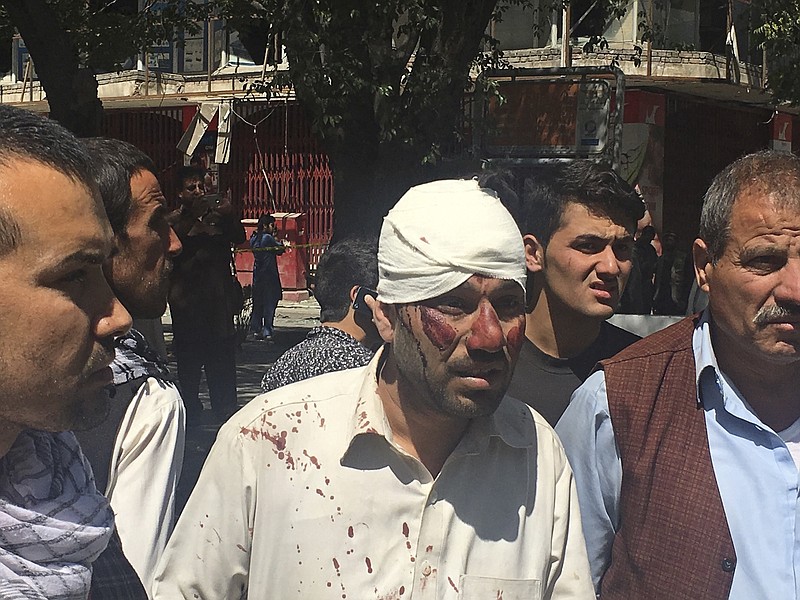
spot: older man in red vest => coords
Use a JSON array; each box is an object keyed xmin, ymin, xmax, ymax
[{"xmin": 558, "ymin": 150, "xmax": 800, "ymax": 600}]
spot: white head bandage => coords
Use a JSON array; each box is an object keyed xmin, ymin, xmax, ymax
[{"xmin": 377, "ymin": 179, "xmax": 526, "ymax": 304}]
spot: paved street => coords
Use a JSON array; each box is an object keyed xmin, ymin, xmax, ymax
[{"xmin": 167, "ymin": 298, "xmax": 320, "ymax": 513}]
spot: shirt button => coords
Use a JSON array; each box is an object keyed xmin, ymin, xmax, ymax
[
  {"xmin": 421, "ymin": 562, "xmax": 432, "ymax": 576},
  {"xmin": 721, "ymin": 558, "xmax": 735, "ymax": 572}
]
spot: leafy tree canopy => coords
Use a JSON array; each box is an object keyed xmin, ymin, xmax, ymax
[
  {"xmin": 752, "ymin": 0, "xmax": 800, "ymax": 104},
  {"xmin": 0, "ymin": 0, "xmax": 209, "ymax": 72}
]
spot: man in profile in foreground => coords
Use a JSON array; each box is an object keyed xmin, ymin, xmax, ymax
[{"xmin": 0, "ymin": 106, "xmax": 134, "ymax": 598}]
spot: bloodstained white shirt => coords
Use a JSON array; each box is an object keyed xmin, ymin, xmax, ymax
[{"xmin": 153, "ymin": 348, "xmax": 593, "ymax": 599}]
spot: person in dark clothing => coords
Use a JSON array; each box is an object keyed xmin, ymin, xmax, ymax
[
  {"xmin": 497, "ymin": 161, "xmax": 644, "ymax": 425},
  {"xmin": 168, "ymin": 166, "xmax": 246, "ymax": 425},
  {"xmin": 249, "ymin": 213, "xmax": 285, "ymax": 341},
  {"xmin": 653, "ymin": 232, "xmax": 685, "ymax": 315},
  {"xmin": 619, "ymin": 224, "xmax": 658, "ymax": 314},
  {"xmin": 261, "ymin": 237, "xmax": 381, "ymax": 391}
]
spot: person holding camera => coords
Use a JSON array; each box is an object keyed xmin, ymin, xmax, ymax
[{"xmin": 168, "ymin": 166, "xmax": 245, "ymax": 425}]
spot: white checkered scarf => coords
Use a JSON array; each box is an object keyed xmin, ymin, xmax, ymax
[{"xmin": 0, "ymin": 430, "xmax": 114, "ymax": 599}]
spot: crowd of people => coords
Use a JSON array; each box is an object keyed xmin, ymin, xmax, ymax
[{"xmin": 0, "ymin": 103, "xmax": 797, "ymax": 600}]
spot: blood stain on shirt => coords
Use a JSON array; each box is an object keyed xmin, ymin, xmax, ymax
[
  {"xmin": 402, "ymin": 522, "xmax": 412, "ymax": 551},
  {"xmin": 302, "ymin": 449, "xmax": 321, "ymax": 468}
]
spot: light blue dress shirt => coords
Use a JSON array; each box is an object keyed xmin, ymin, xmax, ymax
[{"xmin": 556, "ymin": 312, "xmax": 800, "ymax": 598}]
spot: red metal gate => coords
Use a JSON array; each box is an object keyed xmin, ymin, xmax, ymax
[
  {"xmin": 100, "ymin": 101, "xmax": 335, "ymax": 272},
  {"xmin": 221, "ymin": 101, "xmax": 334, "ymax": 270},
  {"xmin": 100, "ymin": 107, "xmax": 185, "ymax": 202}
]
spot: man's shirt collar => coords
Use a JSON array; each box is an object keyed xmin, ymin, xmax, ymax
[
  {"xmin": 341, "ymin": 346, "xmax": 534, "ymax": 466},
  {"xmin": 693, "ymin": 310, "xmax": 766, "ymax": 427}
]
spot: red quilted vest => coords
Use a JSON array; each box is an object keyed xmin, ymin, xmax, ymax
[{"xmin": 598, "ymin": 316, "xmax": 736, "ymax": 600}]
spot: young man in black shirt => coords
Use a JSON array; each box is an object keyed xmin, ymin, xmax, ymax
[{"xmin": 504, "ymin": 161, "xmax": 644, "ymax": 425}]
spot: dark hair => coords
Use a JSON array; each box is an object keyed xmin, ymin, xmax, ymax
[
  {"xmin": 0, "ymin": 106, "xmax": 96, "ymax": 255},
  {"xmin": 700, "ymin": 150, "xmax": 800, "ymax": 263},
  {"xmin": 316, "ymin": 237, "xmax": 379, "ymax": 323},
  {"xmin": 83, "ymin": 138, "xmax": 157, "ymax": 236},
  {"xmin": 176, "ymin": 165, "xmax": 205, "ymax": 187},
  {"xmin": 476, "ymin": 167, "xmax": 523, "ymax": 227},
  {"xmin": 518, "ymin": 160, "xmax": 644, "ymax": 246},
  {"xmin": 257, "ymin": 213, "xmax": 276, "ymax": 231}
]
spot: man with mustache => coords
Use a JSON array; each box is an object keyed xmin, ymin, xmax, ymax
[
  {"xmin": 153, "ymin": 179, "xmax": 593, "ymax": 599},
  {"xmin": 75, "ymin": 138, "xmax": 184, "ymax": 596},
  {"xmin": 503, "ymin": 161, "xmax": 644, "ymax": 425},
  {"xmin": 557, "ymin": 151, "xmax": 800, "ymax": 599},
  {"xmin": 0, "ymin": 106, "xmax": 133, "ymax": 598}
]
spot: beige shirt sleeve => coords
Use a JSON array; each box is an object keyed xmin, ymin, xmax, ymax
[
  {"xmin": 541, "ymin": 426, "xmax": 595, "ymax": 599},
  {"xmin": 106, "ymin": 378, "xmax": 185, "ymax": 597}
]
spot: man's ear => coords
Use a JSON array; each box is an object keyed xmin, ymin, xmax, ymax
[
  {"xmin": 348, "ymin": 285, "xmax": 359, "ymax": 304},
  {"xmin": 371, "ymin": 300, "xmax": 396, "ymax": 344},
  {"xmin": 523, "ymin": 234, "xmax": 545, "ymax": 273},
  {"xmin": 693, "ymin": 238, "xmax": 712, "ymax": 293}
]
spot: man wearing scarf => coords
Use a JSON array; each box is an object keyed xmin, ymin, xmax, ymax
[
  {"xmin": 154, "ymin": 179, "xmax": 593, "ymax": 599},
  {"xmin": 0, "ymin": 106, "xmax": 133, "ymax": 598},
  {"xmin": 75, "ymin": 138, "xmax": 185, "ymax": 597}
]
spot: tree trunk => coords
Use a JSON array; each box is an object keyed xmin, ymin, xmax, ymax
[
  {"xmin": 328, "ymin": 144, "xmax": 427, "ymax": 243},
  {"xmin": 2, "ymin": 0, "xmax": 102, "ymax": 137},
  {"xmin": 327, "ymin": 138, "xmax": 483, "ymax": 243}
]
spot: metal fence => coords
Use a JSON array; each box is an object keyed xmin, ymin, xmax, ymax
[
  {"xmin": 101, "ymin": 101, "xmax": 335, "ymax": 271},
  {"xmin": 222, "ymin": 101, "xmax": 334, "ymax": 269}
]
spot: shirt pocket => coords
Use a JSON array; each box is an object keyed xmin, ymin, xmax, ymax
[{"xmin": 458, "ymin": 575, "xmax": 541, "ymax": 600}]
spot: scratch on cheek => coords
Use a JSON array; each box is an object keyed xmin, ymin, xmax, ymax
[
  {"xmin": 506, "ymin": 321, "xmax": 525, "ymax": 355},
  {"xmin": 448, "ymin": 577, "xmax": 459, "ymax": 593},
  {"xmin": 506, "ymin": 318, "xmax": 525, "ymax": 352},
  {"xmin": 419, "ymin": 306, "xmax": 457, "ymax": 350}
]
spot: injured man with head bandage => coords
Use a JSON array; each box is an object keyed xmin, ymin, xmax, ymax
[{"xmin": 154, "ymin": 179, "xmax": 594, "ymax": 600}]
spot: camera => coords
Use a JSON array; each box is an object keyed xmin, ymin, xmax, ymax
[{"xmin": 203, "ymin": 193, "xmax": 222, "ymax": 208}]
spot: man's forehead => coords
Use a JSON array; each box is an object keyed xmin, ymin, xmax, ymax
[
  {"xmin": 131, "ymin": 170, "xmax": 166, "ymax": 204},
  {"xmin": 426, "ymin": 275, "xmax": 523, "ymax": 298},
  {"xmin": 0, "ymin": 159, "xmax": 110, "ymax": 249},
  {"xmin": 560, "ymin": 201, "xmax": 635, "ymax": 235}
]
